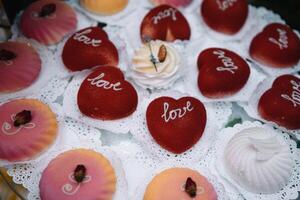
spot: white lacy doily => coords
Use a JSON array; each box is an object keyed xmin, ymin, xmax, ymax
[
  {"xmin": 53, "ymin": 24, "xmax": 130, "ymax": 78},
  {"xmin": 63, "ymin": 70, "xmax": 142, "ymax": 134},
  {"xmin": 212, "ymin": 121, "xmax": 300, "ymax": 200},
  {"xmin": 130, "ymin": 90, "xmax": 232, "ymax": 164},
  {"xmin": 0, "ymin": 38, "xmax": 60, "ymax": 102},
  {"xmin": 183, "ymin": 37, "xmax": 266, "ymax": 102},
  {"xmin": 131, "ymin": 161, "xmax": 229, "ymax": 200},
  {"xmin": 239, "ymin": 75, "xmax": 300, "ymax": 138},
  {"xmin": 6, "ymin": 118, "xmax": 128, "ymax": 200},
  {"xmin": 11, "ymin": 2, "xmax": 95, "ymax": 52}
]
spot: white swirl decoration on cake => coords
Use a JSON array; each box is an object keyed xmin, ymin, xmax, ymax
[
  {"xmin": 131, "ymin": 40, "xmax": 181, "ymax": 89},
  {"xmin": 224, "ymin": 127, "xmax": 293, "ymax": 194},
  {"xmin": 61, "ymin": 173, "xmax": 92, "ymax": 196},
  {"xmin": 1, "ymin": 114, "xmax": 35, "ymax": 136}
]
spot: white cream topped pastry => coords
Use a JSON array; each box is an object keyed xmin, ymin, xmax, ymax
[
  {"xmin": 224, "ymin": 127, "xmax": 293, "ymax": 194},
  {"xmin": 131, "ymin": 40, "xmax": 181, "ymax": 89}
]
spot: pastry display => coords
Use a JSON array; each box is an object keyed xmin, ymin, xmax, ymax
[
  {"xmin": 197, "ymin": 48, "xmax": 250, "ymax": 98},
  {"xmin": 0, "ymin": 41, "xmax": 41, "ymax": 93},
  {"xmin": 149, "ymin": 0, "xmax": 192, "ymax": 8},
  {"xmin": 40, "ymin": 149, "xmax": 116, "ymax": 200},
  {"xmin": 146, "ymin": 96, "xmax": 206, "ymax": 154},
  {"xmin": 80, "ymin": 0, "xmax": 129, "ymax": 16},
  {"xmin": 258, "ymin": 74, "xmax": 300, "ymax": 130},
  {"xmin": 0, "ymin": 99, "xmax": 58, "ymax": 162},
  {"xmin": 224, "ymin": 127, "xmax": 293, "ymax": 194},
  {"xmin": 62, "ymin": 27, "xmax": 119, "ymax": 72},
  {"xmin": 20, "ymin": 0, "xmax": 77, "ymax": 45},
  {"xmin": 140, "ymin": 5, "xmax": 191, "ymax": 42},
  {"xmin": 131, "ymin": 40, "xmax": 181, "ymax": 89},
  {"xmin": 77, "ymin": 66, "xmax": 138, "ymax": 120},
  {"xmin": 250, "ymin": 23, "xmax": 300, "ymax": 68},
  {"xmin": 201, "ymin": 0, "xmax": 248, "ymax": 35},
  {"xmin": 144, "ymin": 168, "xmax": 217, "ymax": 200}
]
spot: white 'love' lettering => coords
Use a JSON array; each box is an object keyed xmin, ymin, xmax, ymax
[
  {"xmin": 213, "ymin": 50, "xmax": 238, "ymax": 74},
  {"xmin": 281, "ymin": 80, "xmax": 300, "ymax": 107},
  {"xmin": 152, "ymin": 8, "xmax": 177, "ymax": 24},
  {"xmin": 216, "ymin": 0, "xmax": 237, "ymax": 11},
  {"xmin": 87, "ymin": 73, "xmax": 123, "ymax": 91},
  {"xmin": 161, "ymin": 101, "xmax": 194, "ymax": 122},
  {"xmin": 268, "ymin": 28, "xmax": 288, "ymax": 50},
  {"xmin": 73, "ymin": 29, "xmax": 102, "ymax": 47}
]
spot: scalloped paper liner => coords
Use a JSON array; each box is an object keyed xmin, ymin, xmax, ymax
[
  {"xmin": 238, "ymin": 74, "xmax": 300, "ymax": 137},
  {"xmin": 212, "ymin": 121, "xmax": 300, "ymax": 200},
  {"xmin": 183, "ymin": 37, "xmax": 266, "ymax": 102},
  {"xmin": 130, "ymin": 90, "xmax": 232, "ymax": 164},
  {"xmin": 63, "ymin": 69, "xmax": 145, "ymax": 134}
]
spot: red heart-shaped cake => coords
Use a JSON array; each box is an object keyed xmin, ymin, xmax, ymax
[
  {"xmin": 62, "ymin": 27, "xmax": 119, "ymax": 72},
  {"xmin": 258, "ymin": 74, "xmax": 300, "ymax": 130},
  {"xmin": 140, "ymin": 5, "xmax": 191, "ymax": 42},
  {"xmin": 77, "ymin": 66, "xmax": 138, "ymax": 120},
  {"xmin": 146, "ymin": 96, "xmax": 206, "ymax": 154},
  {"xmin": 250, "ymin": 23, "xmax": 300, "ymax": 68},
  {"xmin": 197, "ymin": 48, "xmax": 250, "ymax": 98},
  {"xmin": 201, "ymin": 0, "xmax": 248, "ymax": 35}
]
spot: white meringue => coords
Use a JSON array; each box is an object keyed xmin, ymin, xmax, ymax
[{"xmin": 224, "ymin": 127, "xmax": 293, "ymax": 194}]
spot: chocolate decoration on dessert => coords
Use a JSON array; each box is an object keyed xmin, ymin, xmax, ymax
[
  {"xmin": 13, "ymin": 110, "xmax": 32, "ymax": 127},
  {"xmin": 97, "ymin": 22, "xmax": 107, "ymax": 28},
  {"xmin": 0, "ymin": 49, "xmax": 17, "ymax": 61},
  {"xmin": 74, "ymin": 164, "xmax": 87, "ymax": 183},
  {"xmin": 158, "ymin": 45, "xmax": 167, "ymax": 62},
  {"xmin": 185, "ymin": 177, "xmax": 197, "ymax": 197},
  {"xmin": 39, "ymin": 3, "xmax": 56, "ymax": 17}
]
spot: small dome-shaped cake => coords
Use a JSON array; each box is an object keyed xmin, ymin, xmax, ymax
[
  {"xmin": 80, "ymin": 0, "xmax": 129, "ymax": 16},
  {"xmin": 0, "ymin": 41, "xmax": 41, "ymax": 93},
  {"xmin": 224, "ymin": 127, "xmax": 293, "ymax": 194},
  {"xmin": 0, "ymin": 99, "xmax": 58, "ymax": 162},
  {"xmin": 144, "ymin": 168, "xmax": 217, "ymax": 200},
  {"xmin": 20, "ymin": 0, "xmax": 77, "ymax": 45},
  {"xmin": 149, "ymin": 0, "xmax": 192, "ymax": 8},
  {"xmin": 39, "ymin": 149, "xmax": 116, "ymax": 200}
]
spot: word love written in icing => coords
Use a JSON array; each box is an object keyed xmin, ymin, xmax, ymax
[
  {"xmin": 1, "ymin": 114, "xmax": 35, "ymax": 136},
  {"xmin": 152, "ymin": 8, "xmax": 177, "ymax": 24},
  {"xmin": 87, "ymin": 73, "xmax": 123, "ymax": 91},
  {"xmin": 61, "ymin": 173, "xmax": 92, "ymax": 196},
  {"xmin": 268, "ymin": 28, "xmax": 288, "ymax": 50},
  {"xmin": 73, "ymin": 29, "xmax": 102, "ymax": 47},
  {"xmin": 216, "ymin": 0, "xmax": 237, "ymax": 11},
  {"xmin": 161, "ymin": 101, "xmax": 194, "ymax": 123},
  {"xmin": 281, "ymin": 80, "xmax": 300, "ymax": 107},
  {"xmin": 213, "ymin": 50, "xmax": 238, "ymax": 74}
]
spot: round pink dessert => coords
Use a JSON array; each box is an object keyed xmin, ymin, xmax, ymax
[
  {"xmin": 150, "ymin": 0, "xmax": 192, "ymax": 8},
  {"xmin": 0, "ymin": 41, "xmax": 41, "ymax": 93},
  {"xmin": 20, "ymin": 0, "xmax": 77, "ymax": 45},
  {"xmin": 0, "ymin": 99, "xmax": 58, "ymax": 162},
  {"xmin": 40, "ymin": 149, "xmax": 116, "ymax": 200}
]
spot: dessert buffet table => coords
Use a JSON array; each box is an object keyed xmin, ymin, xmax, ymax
[{"xmin": 0, "ymin": 0, "xmax": 300, "ymax": 200}]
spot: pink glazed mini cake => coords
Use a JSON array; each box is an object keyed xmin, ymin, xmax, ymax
[
  {"xmin": 0, "ymin": 41, "xmax": 41, "ymax": 93},
  {"xmin": 20, "ymin": 0, "xmax": 77, "ymax": 45},
  {"xmin": 0, "ymin": 99, "xmax": 58, "ymax": 162},
  {"xmin": 39, "ymin": 149, "xmax": 116, "ymax": 200}
]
